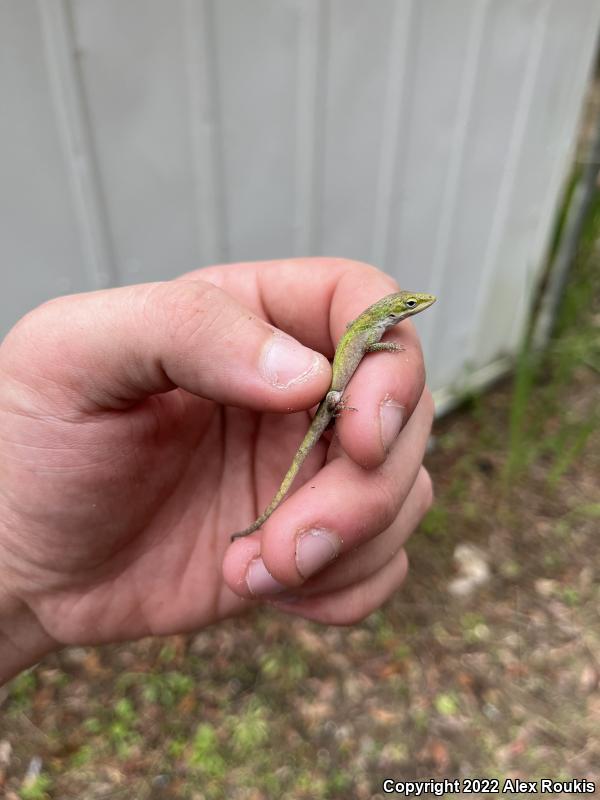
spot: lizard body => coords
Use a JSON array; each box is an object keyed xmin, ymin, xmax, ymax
[{"xmin": 231, "ymin": 290, "xmax": 436, "ymax": 540}]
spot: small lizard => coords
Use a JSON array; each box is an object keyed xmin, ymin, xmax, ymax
[{"xmin": 231, "ymin": 290, "xmax": 436, "ymax": 541}]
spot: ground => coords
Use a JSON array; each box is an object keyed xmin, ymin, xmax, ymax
[{"xmin": 1, "ymin": 202, "xmax": 599, "ymax": 800}]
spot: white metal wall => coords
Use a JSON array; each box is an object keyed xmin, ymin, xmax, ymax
[{"xmin": 1, "ymin": 0, "xmax": 598, "ymax": 402}]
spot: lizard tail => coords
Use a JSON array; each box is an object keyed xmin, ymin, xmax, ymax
[{"xmin": 231, "ymin": 399, "xmax": 333, "ymax": 540}]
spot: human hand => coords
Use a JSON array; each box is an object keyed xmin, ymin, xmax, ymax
[{"xmin": 0, "ymin": 258, "xmax": 433, "ymax": 682}]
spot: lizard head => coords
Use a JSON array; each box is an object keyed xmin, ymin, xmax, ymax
[{"xmin": 380, "ymin": 291, "xmax": 436, "ymax": 324}]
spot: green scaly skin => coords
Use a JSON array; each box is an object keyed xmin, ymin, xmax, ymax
[{"xmin": 231, "ymin": 290, "xmax": 436, "ymax": 541}]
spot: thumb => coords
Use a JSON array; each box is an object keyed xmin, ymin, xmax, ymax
[{"xmin": 1, "ymin": 279, "xmax": 331, "ymax": 412}]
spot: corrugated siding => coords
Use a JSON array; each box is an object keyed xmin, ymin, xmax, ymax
[{"xmin": 1, "ymin": 0, "xmax": 598, "ymax": 401}]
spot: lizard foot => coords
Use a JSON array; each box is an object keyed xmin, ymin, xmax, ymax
[{"xmin": 333, "ymin": 395, "xmax": 358, "ymax": 416}]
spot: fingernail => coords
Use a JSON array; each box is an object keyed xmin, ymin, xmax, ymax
[
  {"xmin": 246, "ymin": 557, "xmax": 287, "ymax": 596},
  {"xmin": 295, "ymin": 529, "xmax": 340, "ymax": 579},
  {"xmin": 260, "ymin": 332, "xmax": 323, "ymax": 389},
  {"xmin": 379, "ymin": 398, "xmax": 405, "ymax": 453}
]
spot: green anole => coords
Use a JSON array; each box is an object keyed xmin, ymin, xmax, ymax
[{"xmin": 231, "ymin": 290, "xmax": 436, "ymax": 541}]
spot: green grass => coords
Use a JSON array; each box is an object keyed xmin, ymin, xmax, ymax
[
  {"xmin": 19, "ymin": 774, "xmax": 53, "ymax": 800},
  {"xmin": 503, "ymin": 188, "xmax": 600, "ymax": 484},
  {"xmin": 228, "ymin": 698, "xmax": 270, "ymax": 756},
  {"xmin": 7, "ymin": 670, "xmax": 37, "ymax": 713},
  {"xmin": 188, "ymin": 723, "xmax": 227, "ymax": 779},
  {"xmin": 434, "ymin": 692, "xmax": 460, "ymax": 716},
  {"xmin": 259, "ymin": 642, "xmax": 309, "ymax": 687}
]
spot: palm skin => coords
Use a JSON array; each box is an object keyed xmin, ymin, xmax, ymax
[{"xmin": 0, "ymin": 382, "xmax": 303, "ymax": 644}]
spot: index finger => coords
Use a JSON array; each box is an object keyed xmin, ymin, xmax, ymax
[
  {"xmin": 189, "ymin": 257, "xmax": 429, "ymax": 463},
  {"xmin": 180, "ymin": 257, "xmax": 402, "ymax": 357}
]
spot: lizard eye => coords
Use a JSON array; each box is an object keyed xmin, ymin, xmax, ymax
[{"xmin": 405, "ymin": 298, "xmax": 418, "ymax": 308}]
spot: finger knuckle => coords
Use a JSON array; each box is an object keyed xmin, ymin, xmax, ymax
[
  {"xmin": 147, "ymin": 280, "xmax": 225, "ymax": 348},
  {"xmin": 364, "ymin": 474, "xmax": 401, "ymax": 532}
]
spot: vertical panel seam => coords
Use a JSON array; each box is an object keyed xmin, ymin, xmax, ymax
[
  {"xmin": 183, "ymin": 0, "xmax": 227, "ymax": 266},
  {"xmin": 294, "ymin": 0, "xmax": 328, "ymax": 255},
  {"xmin": 466, "ymin": 0, "xmax": 550, "ymax": 364},
  {"xmin": 370, "ymin": 0, "xmax": 416, "ymax": 269},
  {"xmin": 38, "ymin": 0, "xmax": 117, "ymax": 289},
  {"xmin": 421, "ymin": 0, "xmax": 489, "ymax": 362}
]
